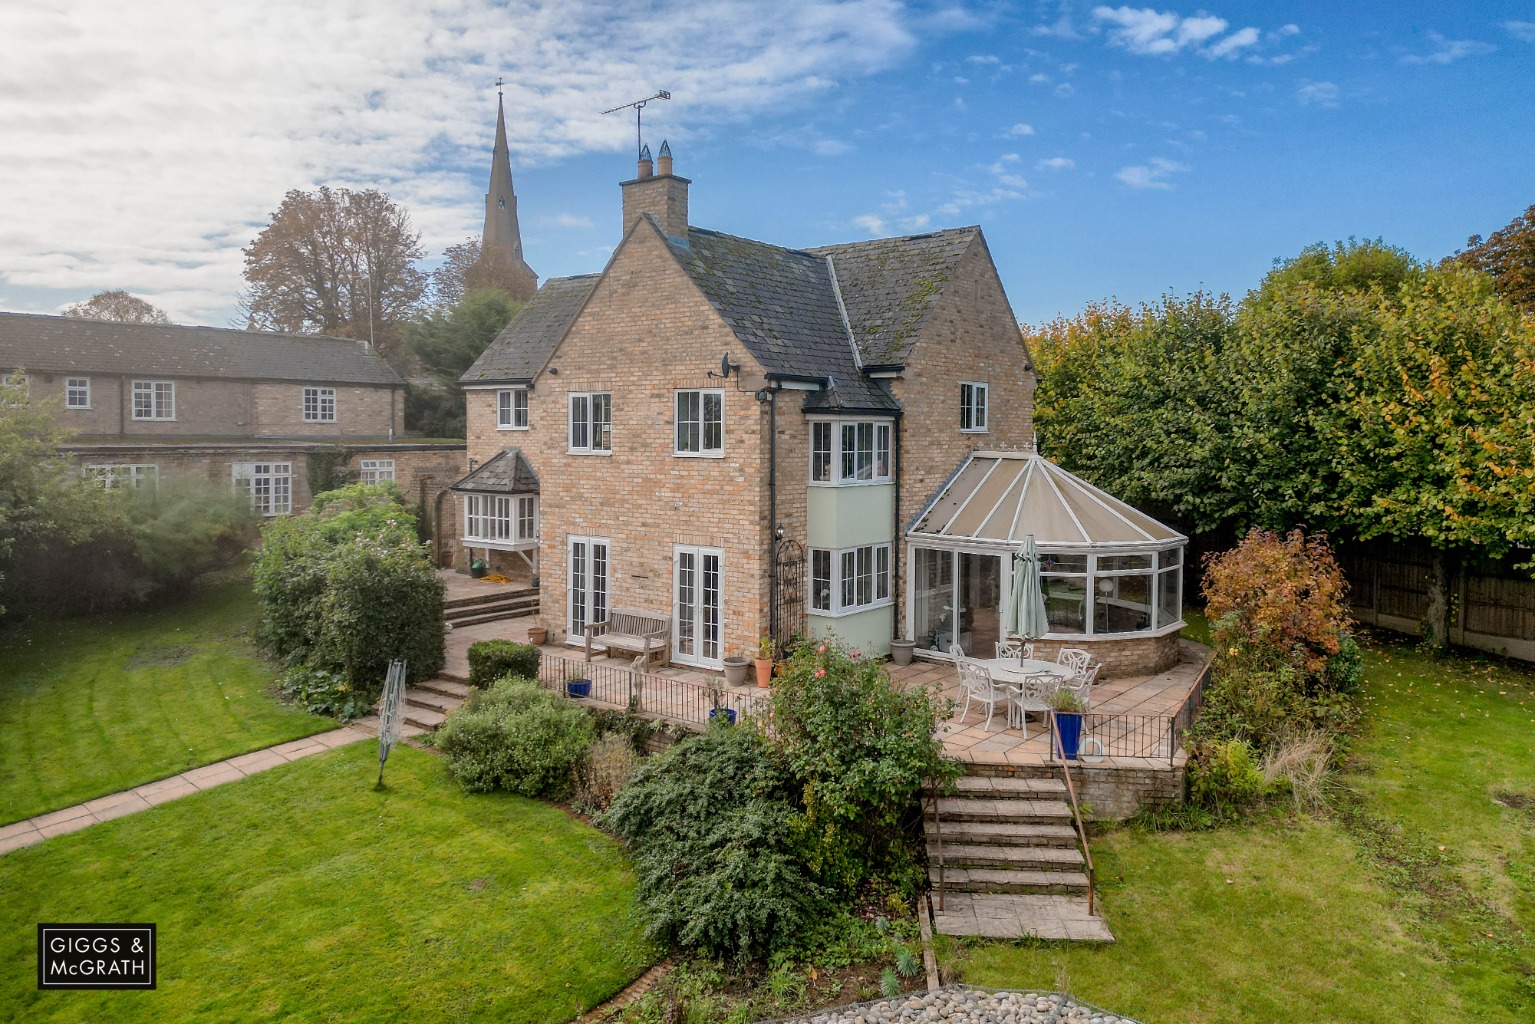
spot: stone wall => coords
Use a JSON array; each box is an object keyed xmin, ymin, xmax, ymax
[
  {"xmin": 1025, "ymin": 631, "xmax": 1182, "ymax": 680},
  {"xmin": 251, "ymin": 382, "xmax": 403, "ymax": 437}
]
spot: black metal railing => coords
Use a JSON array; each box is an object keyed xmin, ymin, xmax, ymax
[{"xmin": 535, "ymin": 650, "xmax": 761, "ymax": 729}]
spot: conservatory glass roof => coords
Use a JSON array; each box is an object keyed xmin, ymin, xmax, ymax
[{"xmin": 908, "ymin": 451, "xmax": 1186, "ymax": 549}]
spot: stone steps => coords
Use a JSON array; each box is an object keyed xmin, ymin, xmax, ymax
[
  {"xmin": 418, "ymin": 678, "xmax": 472, "ymax": 700},
  {"xmin": 446, "ymin": 594, "xmax": 540, "ymax": 628},
  {"xmin": 927, "ymin": 819, "xmax": 1080, "ymax": 848},
  {"xmin": 443, "ymin": 586, "xmax": 538, "ymax": 612},
  {"xmin": 953, "ymin": 775, "xmax": 1066, "ymax": 798},
  {"xmin": 403, "ymin": 705, "xmax": 448, "ymax": 731},
  {"xmin": 930, "ymin": 865, "xmax": 1091, "ymax": 895},
  {"xmin": 925, "ymin": 796, "xmax": 1074, "ymax": 825},
  {"xmin": 405, "ymin": 688, "xmax": 460, "ymax": 713},
  {"xmin": 928, "ymin": 842, "xmax": 1084, "ymax": 872}
]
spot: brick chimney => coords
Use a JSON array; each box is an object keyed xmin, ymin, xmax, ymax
[{"xmin": 621, "ymin": 139, "xmax": 689, "ymax": 240}]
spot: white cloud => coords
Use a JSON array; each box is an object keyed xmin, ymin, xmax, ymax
[
  {"xmin": 550, "ymin": 213, "xmax": 595, "ymax": 229},
  {"xmin": 1054, "ymin": 82, "xmax": 1077, "ymax": 98},
  {"xmin": 0, "ymin": 0, "xmax": 919, "ymax": 324},
  {"xmin": 812, "ymin": 139, "xmax": 852, "ymax": 156},
  {"xmin": 1091, "ymin": 5, "xmax": 1264, "ymax": 60},
  {"xmin": 1402, "ymin": 31, "xmax": 1496, "ymax": 64},
  {"xmin": 1003, "ymin": 123, "xmax": 1036, "ymax": 137},
  {"xmin": 1036, "ymin": 157, "xmax": 1074, "ymax": 171},
  {"xmin": 852, "ymin": 214, "xmax": 888, "ymax": 235},
  {"xmin": 1505, "ymin": 21, "xmax": 1535, "ymax": 42},
  {"xmin": 1296, "ymin": 80, "xmax": 1340, "ymax": 107},
  {"xmin": 1029, "ymin": 73, "xmax": 1053, "ymax": 84},
  {"xmin": 1115, "ymin": 157, "xmax": 1189, "ymax": 189},
  {"xmin": 966, "ymin": 54, "xmax": 1001, "ymax": 64}
]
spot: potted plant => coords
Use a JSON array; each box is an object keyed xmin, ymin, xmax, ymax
[
  {"xmin": 889, "ymin": 637, "xmax": 916, "ymax": 667},
  {"xmin": 528, "ymin": 623, "xmax": 548, "ymax": 646},
  {"xmin": 753, "ymin": 635, "xmax": 775, "ymax": 688},
  {"xmin": 708, "ymin": 683, "xmax": 737, "ymax": 725},
  {"xmin": 469, "ymin": 556, "xmax": 488, "ymax": 579},
  {"xmin": 721, "ymin": 652, "xmax": 750, "ymax": 686},
  {"xmin": 1049, "ymin": 688, "xmax": 1089, "ymax": 761},
  {"xmin": 565, "ymin": 667, "xmax": 592, "ymax": 699}
]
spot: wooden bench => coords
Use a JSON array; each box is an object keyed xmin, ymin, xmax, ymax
[{"xmin": 585, "ymin": 608, "xmax": 671, "ymax": 670}]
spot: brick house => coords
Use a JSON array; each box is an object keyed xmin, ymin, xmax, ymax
[
  {"xmin": 0, "ymin": 312, "xmax": 465, "ymax": 516},
  {"xmin": 455, "ymin": 145, "xmax": 1057, "ymax": 668}
]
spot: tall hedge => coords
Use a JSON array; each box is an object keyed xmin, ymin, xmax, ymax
[{"xmin": 253, "ymin": 483, "xmax": 444, "ymax": 696}]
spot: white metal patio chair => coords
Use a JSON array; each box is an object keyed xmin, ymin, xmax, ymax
[
  {"xmin": 1079, "ymin": 662, "xmax": 1103, "ymax": 687},
  {"xmin": 996, "ymin": 638, "xmax": 1035, "ymax": 661},
  {"xmin": 1056, "ymin": 647, "xmax": 1092, "ymax": 674},
  {"xmin": 953, "ymin": 647, "xmax": 1008, "ymax": 732},
  {"xmin": 1007, "ymin": 673, "xmax": 1058, "ymax": 739}
]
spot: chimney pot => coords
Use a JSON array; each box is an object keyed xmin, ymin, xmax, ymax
[
  {"xmin": 657, "ymin": 139, "xmax": 673, "ymax": 176},
  {"xmin": 621, "ymin": 143, "xmax": 689, "ymax": 239},
  {"xmin": 638, "ymin": 143, "xmax": 653, "ymax": 179}
]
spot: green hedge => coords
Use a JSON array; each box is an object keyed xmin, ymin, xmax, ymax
[
  {"xmin": 467, "ymin": 639, "xmax": 540, "ymax": 689},
  {"xmin": 436, "ymin": 677, "xmax": 593, "ymax": 798}
]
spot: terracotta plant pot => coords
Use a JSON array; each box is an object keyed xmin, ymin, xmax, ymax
[
  {"xmin": 528, "ymin": 625, "xmax": 548, "ymax": 646},
  {"xmin": 753, "ymin": 657, "xmax": 773, "ymax": 688}
]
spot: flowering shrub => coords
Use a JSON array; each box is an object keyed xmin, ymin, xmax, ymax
[{"xmin": 766, "ymin": 639, "xmax": 960, "ymax": 894}]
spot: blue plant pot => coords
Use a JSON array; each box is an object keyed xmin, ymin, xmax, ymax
[
  {"xmin": 709, "ymin": 708, "xmax": 737, "ymax": 725},
  {"xmin": 1055, "ymin": 712, "xmax": 1083, "ymax": 761},
  {"xmin": 565, "ymin": 679, "xmax": 592, "ymax": 698}
]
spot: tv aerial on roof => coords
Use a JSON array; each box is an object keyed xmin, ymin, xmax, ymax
[{"xmin": 602, "ymin": 90, "xmax": 671, "ymax": 161}]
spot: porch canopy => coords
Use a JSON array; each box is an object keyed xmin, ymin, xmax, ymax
[{"xmin": 905, "ymin": 450, "xmax": 1187, "ymax": 656}]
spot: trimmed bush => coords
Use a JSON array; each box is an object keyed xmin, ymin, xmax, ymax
[
  {"xmin": 601, "ymin": 723, "xmax": 825, "ymax": 959},
  {"xmin": 467, "ymin": 639, "xmax": 540, "ymax": 689},
  {"xmin": 436, "ymin": 677, "xmax": 593, "ymax": 798},
  {"xmin": 252, "ymin": 483, "xmax": 443, "ymax": 697}
]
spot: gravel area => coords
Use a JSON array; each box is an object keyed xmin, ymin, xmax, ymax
[{"xmin": 761, "ymin": 986, "xmax": 1139, "ymax": 1024}]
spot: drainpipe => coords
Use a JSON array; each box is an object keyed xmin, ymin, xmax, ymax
[
  {"xmin": 760, "ymin": 385, "xmax": 779, "ymax": 645},
  {"xmin": 891, "ymin": 412, "xmax": 902, "ymax": 641}
]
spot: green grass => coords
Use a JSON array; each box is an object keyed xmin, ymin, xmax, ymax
[
  {"xmin": 945, "ymin": 632, "xmax": 1535, "ymax": 1023},
  {"xmin": 0, "ymin": 742, "xmax": 654, "ymax": 1023},
  {"xmin": 0, "ymin": 580, "xmax": 333, "ymax": 824}
]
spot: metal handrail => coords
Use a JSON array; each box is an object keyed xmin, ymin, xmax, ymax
[
  {"xmin": 1051, "ymin": 711, "xmax": 1096, "ymax": 918},
  {"xmin": 926, "ymin": 784, "xmax": 947, "ymax": 911},
  {"xmin": 1167, "ymin": 653, "xmax": 1215, "ymax": 766}
]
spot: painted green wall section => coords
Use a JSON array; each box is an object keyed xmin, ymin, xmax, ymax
[
  {"xmin": 808, "ymin": 606, "xmax": 893, "ymax": 656},
  {"xmin": 807, "ymin": 484, "xmax": 895, "ymax": 549}
]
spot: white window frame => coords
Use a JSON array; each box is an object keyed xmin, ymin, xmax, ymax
[
  {"xmin": 463, "ymin": 494, "xmax": 537, "ymax": 546},
  {"xmin": 359, "ymin": 458, "xmax": 395, "ymax": 484},
  {"xmin": 302, "ymin": 386, "xmax": 337, "ymax": 423},
  {"xmin": 84, "ymin": 463, "xmax": 158, "ymax": 490},
  {"xmin": 568, "ymin": 392, "xmax": 612, "ymax": 455},
  {"xmin": 673, "ymin": 544, "xmax": 725, "ymax": 668},
  {"xmin": 808, "ymin": 418, "xmax": 893, "ymax": 485},
  {"xmin": 568, "ymin": 536, "xmax": 611, "ymax": 639},
  {"xmin": 65, "ymin": 377, "xmax": 91, "ymax": 409},
  {"xmin": 810, "ymin": 543, "xmax": 892, "ymax": 616},
  {"xmin": 516, "ymin": 495, "xmax": 537, "ymax": 542},
  {"xmin": 674, "ymin": 388, "xmax": 724, "ymax": 457},
  {"xmin": 960, "ymin": 381, "xmax": 988, "ymax": 433},
  {"xmin": 497, "ymin": 388, "xmax": 529, "ymax": 430},
  {"xmin": 231, "ymin": 462, "xmax": 292, "ymax": 516},
  {"xmin": 131, "ymin": 380, "xmax": 176, "ymax": 421}
]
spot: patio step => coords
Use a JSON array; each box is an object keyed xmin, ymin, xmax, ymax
[
  {"xmin": 927, "ymin": 819, "xmax": 1079, "ymax": 848},
  {"xmin": 952, "ymin": 776, "xmax": 1066, "ymax": 798},
  {"xmin": 444, "ymin": 586, "xmax": 538, "ymax": 611},
  {"xmin": 403, "ymin": 705, "xmax": 447, "ymax": 731},
  {"xmin": 928, "ymin": 842, "xmax": 1084, "ymax": 872},
  {"xmin": 930, "ymin": 865, "xmax": 1091, "ymax": 895},
  {"xmin": 925, "ymin": 797, "xmax": 1074, "ymax": 825},
  {"xmin": 418, "ymin": 678, "xmax": 473, "ymax": 700},
  {"xmin": 446, "ymin": 594, "xmax": 540, "ymax": 628},
  {"xmin": 405, "ymin": 688, "xmax": 460, "ymax": 713}
]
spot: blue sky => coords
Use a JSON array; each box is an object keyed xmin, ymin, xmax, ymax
[{"xmin": 2, "ymin": 1, "xmax": 1532, "ymax": 327}]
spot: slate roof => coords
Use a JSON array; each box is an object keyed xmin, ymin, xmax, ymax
[
  {"xmin": 806, "ymin": 227, "xmax": 979, "ymax": 367},
  {"xmin": 0, "ymin": 312, "xmax": 402, "ymax": 386},
  {"xmin": 665, "ymin": 228, "xmax": 897, "ymax": 413},
  {"xmin": 460, "ymin": 274, "xmax": 599, "ymax": 384},
  {"xmin": 450, "ymin": 447, "xmax": 540, "ymax": 494}
]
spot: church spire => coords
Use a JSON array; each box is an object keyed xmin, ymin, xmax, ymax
[{"xmin": 481, "ymin": 85, "xmax": 538, "ymax": 302}]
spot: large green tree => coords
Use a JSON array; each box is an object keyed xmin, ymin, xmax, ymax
[
  {"xmin": 1338, "ymin": 264, "xmax": 1535, "ymax": 649},
  {"xmin": 402, "ymin": 288, "xmax": 522, "ymax": 438}
]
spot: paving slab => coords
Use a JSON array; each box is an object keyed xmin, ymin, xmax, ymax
[
  {"xmin": 0, "ymin": 829, "xmax": 42, "ymax": 854},
  {"xmin": 91, "ymin": 795, "xmax": 152, "ymax": 822},
  {"xmin": 30, "ymin": 803, "xmax": 95, "ymax": 829},
  {"xmin": 140, "ymin": 782, "xmax": 198, "ymax": 806},
  {"xmin": 37, "ymin": 814, "xmax": 99, "ymax": 840}
]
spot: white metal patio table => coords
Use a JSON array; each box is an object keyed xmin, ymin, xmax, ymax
[{"xmin": 978, "ymin": 658, "xmax": 1074, "ymax": 730}]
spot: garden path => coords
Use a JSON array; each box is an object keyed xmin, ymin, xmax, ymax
[{"xmin": 0, "ymin": 726, "xmax": 373, "ymax": 855}]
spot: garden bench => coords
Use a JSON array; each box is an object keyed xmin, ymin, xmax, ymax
[{"xmin": 584, "ymin": 608, "xmax": 671, "ymax": 670}]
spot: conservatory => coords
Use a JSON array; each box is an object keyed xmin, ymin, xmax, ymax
[{"xmin": 905, "ymin": 450, "xmax": 1188, "ymax": 676}]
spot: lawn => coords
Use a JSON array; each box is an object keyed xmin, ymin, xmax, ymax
[
  {"xmin": 945, "ymin": 630, "xmax": 1535, "ymax": 1023},
  {"xmin": 1, "ymin": 742, "xmax": 654, "ymax": 1023},
  {"xmin": 0, "ymin": 579, "xmax": 333, "ymax": 824}
]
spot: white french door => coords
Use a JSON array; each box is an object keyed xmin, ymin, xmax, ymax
[
  {"xmin": 568, "ymin": 537, "xmax": 610, "ymax": 639},
  {"xmin": 673, "ymin": 545, "xmax": 724, "ymax": 668}
]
